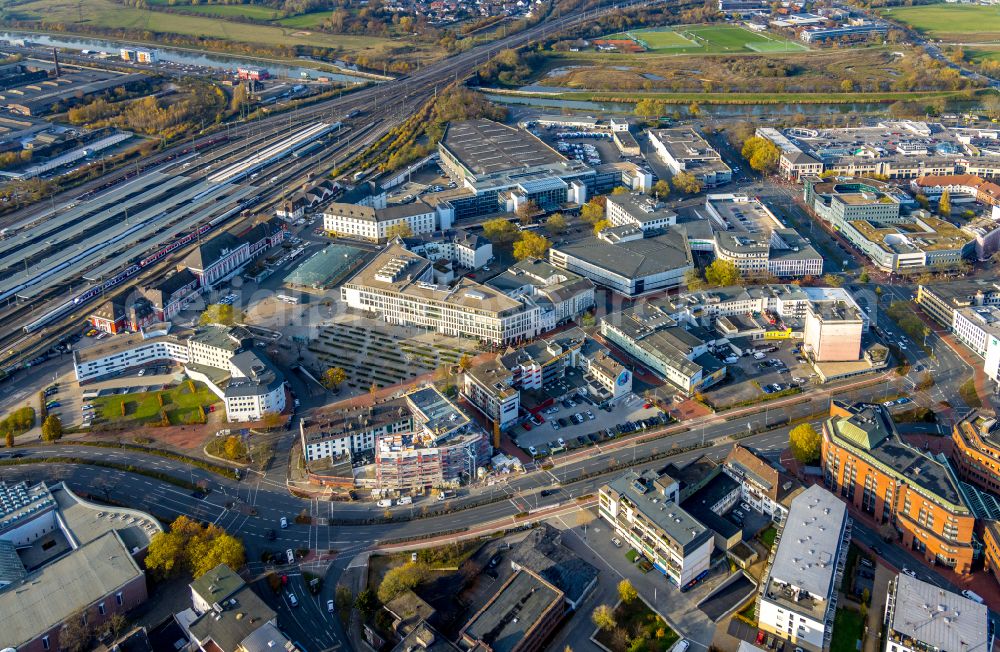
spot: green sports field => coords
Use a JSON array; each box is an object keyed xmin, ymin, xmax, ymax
[
  {"xmin": 610, "ymin": 24, "xmax": 808, "ymax": 54},
  {"xmin": 883, "ymin": 4, "xmax": 1000, "ymax": 41}
]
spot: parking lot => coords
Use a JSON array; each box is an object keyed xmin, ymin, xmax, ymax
[
  {"xmin": 511, "ymin": 392, "xmax": 665, "ymax": 456},
  {"xmin": 705, "ymin": 340, "xmax": 818, "ymax": 408}
]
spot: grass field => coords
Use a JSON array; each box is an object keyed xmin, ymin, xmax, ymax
[
  {"xmin": 829, "ymin": 608, "xmax": 865, "ymax": 652},
  {"xmin": 169, "ymin": 4, "xmax": 282, "ymax": 20},
  {"xmin": 883, "ymin": 4, "xmax": 1000, "ymax": 41},
  {"xmin": 277, "ymin": 11, "xmax": 330, "ymax": 29},
  {"xmin": 609, "ymin": 24, "xmax": 807, "ymax": 54},
  {"xmin": 92, "ymin": 382, "xmax": 219, "ymax": 427},
  {"xmin": 7, "ymin": 0, "xmax": 437, "ymax": 62}
]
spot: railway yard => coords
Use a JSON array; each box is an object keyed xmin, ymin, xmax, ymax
[{"xmin": 0, "ymin": 1, "xmax": 634, "ymax": 380}]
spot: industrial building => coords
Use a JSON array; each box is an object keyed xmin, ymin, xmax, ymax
[
  {"xmin": 549, "ymin": 227, "xmax": 694, "ymax": 297},
  {"xmin": 706, "ymin": 194, "xmax": 823, "ymax": 278},
  {"xmin": 647, "ymin": 128, "xmax": 732, "ymax": 187},
  {"xmin": 804, "ymin": 177, "xmax": 973, "ymax": 272},
  {"xmin": 883, "ymin": 574, "xmax": 988, "ymax": 652},
  {"xmin": 759, "ymin": 121, "xmax": 1000, "ymax": 181},
  {"xmin": 822, "ymin": 402, "xmax": 976, "ymax": 575},
  {"xmin": 756, "ymin": 485, "xmax": 850, "ymax": 652},
  {"xmin": 341, "ymin": 243, "xmax": 545, "ymax": 344},
  {"xmin": 0, "ymin": 481, "xmax": 160, "ymax": 652},
  {"xmin": 0, "ymin": 70, "xmax": 149, "ymax": 115},
  {"xmin": 437, "ymin": 119, "xmax": 594, "ymax": 220},
  {"xmin": 598, "ymin": 470, "xmax": 715, "ymax": 587}
]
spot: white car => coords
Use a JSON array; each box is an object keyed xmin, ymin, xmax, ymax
[
  {"xmin": 327, "ymin": 599, "xmax": 335, "ymax": 613},
  {"xmin": 529, "ymin": 446, "xmax": 538, "ymax": 456},
  {"xmin": 962, "ymin": 589, "xmax": 984, "ymax": 604},
  {"xmin": 287, "ymin": 592, "xmax": 298, "ymax": 607},
  {"xmin": 898, "ymin": 342, "xmax": 907, "ymax": 350},
  {"xmin": 280, "ymin": 516, "xmax": 288, "ymax": 529},
  {"xmin": 902, "ymin": 567, "xmax": 917, "ymax": 577},
  {"xmin": 673, "ymin": 640, "xmax": 690, "ymax": 652}
]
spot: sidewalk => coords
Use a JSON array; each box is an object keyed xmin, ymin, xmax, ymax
[{"xmin": 910, "ymin": 303, "xmax": 995, "ymax": 411}]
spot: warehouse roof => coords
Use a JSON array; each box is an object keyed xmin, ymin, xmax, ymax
[
  {"xmin": 0, "ymin": 531, "xmax": 145, "ymax": 648},
  {"xmin": 441, "ymin": 119, "xmax": 566, "ymax": 177},
  {"xmin": 552, "ymin": 229, "xmax": 693, "ymax": 280}
]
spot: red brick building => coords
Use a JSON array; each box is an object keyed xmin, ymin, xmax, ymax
[{"xmin": 822, "ymin": 401, "xmax": 977, "ymax": 575}]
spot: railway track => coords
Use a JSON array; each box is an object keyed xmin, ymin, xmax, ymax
[{"xmin": 0, "ymin": 0, "xmax": 656, "ymax": 379}]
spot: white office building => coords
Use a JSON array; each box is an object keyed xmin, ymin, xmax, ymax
[
  {"xmin": 323, "ymin": 200, "xmax": 453, "ymax": 242},
  {"xmin": 341, "ymin": 243, "xmax": 542, "ymax": 344},
  {"xmin": 952, "ymin": 305, "xmax": 1000, "ymax": 384},
  {"xmin": 757, "ymin": 485, "xmax": 851, "ymax": 652}
]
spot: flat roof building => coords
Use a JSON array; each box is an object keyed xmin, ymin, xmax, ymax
[
  {"xmin": 600, "ymin": 301, "xmax": 726, "ymax": 395},
  {"xmin": 459, "ymin": 568, "xmax": 565, "ymax": 652},
  {"xmin": 341, "ymin": 242, "xmax": 542, "ymax": 344},
  {"xmin": 706, "ymin": 194, "xmax": 823, "ymax": 278},
  {"xmin": 805, "ymin": 177, "xmax": 973, "ymax": 272},
  {"xmin": 549, "ymin": 228, "xmax": 693, "ymax": 297},
  {"xmin": 759, "ymin": 121, "xmax": 1000, "ymax": 180},
  {"xmin": 438, "ymin": 119, "xmax": 594, "ymax": 219},
  {"xmin": 884, "ymin": 574, "xmax": 989, "ymax": 652},
  {"xmin": 757, "ymin": 485, "xmax": 850, "ymax": 652},
  {"xmin": 648, "ymin": 128, "xmax": 732, "ymax": 187},
  {"xmin": 0, "ymin": 482, "xmax": 160, "ymax": 652},
  {"xmin": 599, "ymin": 470, "xmax": 714, "ymax": 587}
]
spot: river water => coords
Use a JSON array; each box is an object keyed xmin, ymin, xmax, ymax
[
  {"xmin": 484, "ymin": 92, "xmax": 985, "ymax": 118},
  {"xmin": 0, "ymin": 30, "xmax": 372, "ymax": 84}
]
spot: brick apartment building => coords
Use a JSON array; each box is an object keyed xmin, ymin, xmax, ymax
[{"xmin": 821, "ymin": 401, "xmax": 977, "ymax": 575}]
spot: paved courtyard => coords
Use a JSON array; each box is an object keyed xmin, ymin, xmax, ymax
[{"xmin": 512, "ymin": 391, "xmax": 664, "ymax": 453}]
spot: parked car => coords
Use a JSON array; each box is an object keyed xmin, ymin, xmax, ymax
[
  {"xmin": 611, "ymin": 537, "xmax": 623, "ymax": 548},
  {"xmin": 376, "ymin": 499, "xmax": 393, "ymax": 508},
  {"xmin": 962, "ymin": 589, "xmax": 985, "ymax": 604},
  {"xmin": 528, "ymin": 446, "xmax": 538, "ymax": 456}
]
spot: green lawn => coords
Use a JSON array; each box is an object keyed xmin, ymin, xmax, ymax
[
  {"xmin": 594, "ymin": 598, "xmax": 679, "ymax": 652},
  {"xmin": 829, "ymin": 608, "xmax": 865, "ymax": 652},
  {"xmin": 883, "ymin": 4, "xmax": 1000, "ymax": 41},
  {"xmin": 171, "ymin": 4, "xmax": 282, "ymax": 20},
  {"xmin": 609, "ymin": 24, "xmax": 807, "ymax": 54},
  {"xmin": 278, "ymin": 11, "xmax": 330, "ymax": 29},
  {"xmin": 8, "ymin": 0, "xmax": 434, "ymax": 61},
  {"xmin": 92, "ymin": 382, "xmax": 219, "ymax": 427},
  {"xmin": 758, "ymin": 525, "xmax": 777, "ymax": 550}
]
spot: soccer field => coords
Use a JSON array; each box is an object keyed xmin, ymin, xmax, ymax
[{"xmin": 618, "ymin": 25, "xmax": 807, "ymax": 54}]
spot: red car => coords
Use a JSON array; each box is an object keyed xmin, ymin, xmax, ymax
[
  {"xmin": 643, "ymin": 403, "xmax": 652, "ymax": 409},
  {"xmin": 523, "ymin": 423, "xmax": 532, "ymax": 431}
]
